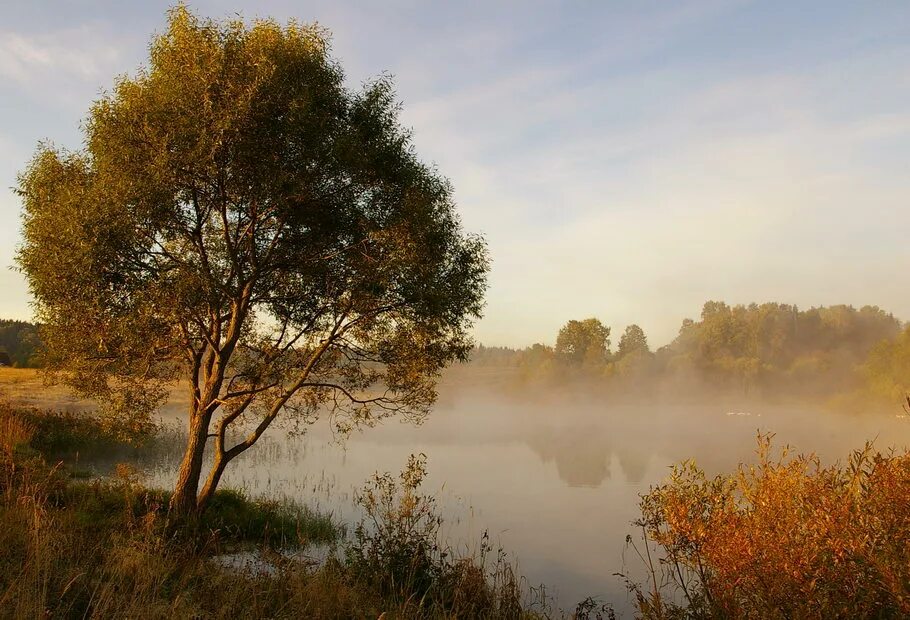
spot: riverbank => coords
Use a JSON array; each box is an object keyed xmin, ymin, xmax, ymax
[
  {"xmin": 4, "ymin": 384, "xmax": 909, "ymax": 618},
  {"xmin": 0, "ymin": 403, "xmax": 555, "ymax": 619}
]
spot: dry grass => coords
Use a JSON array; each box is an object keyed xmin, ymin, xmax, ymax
[
  {"xmin": 0, "ymin": 368, "xmax": 42, "ymax": 395},
  {"xmin": 0, "ymin": 368, "xmax": 89, "ymax": 412}
]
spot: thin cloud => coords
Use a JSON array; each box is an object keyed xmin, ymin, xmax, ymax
[
  {"xmin": 0, "ymin": 1, "xmax": 908, "ymax": 344},
  {"xmin": 0, "ymin": 29, "xmax": 121, "ymax": 85}
]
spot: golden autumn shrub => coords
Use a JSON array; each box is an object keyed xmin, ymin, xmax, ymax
[{"xmin": 634, "ymin": 435, "xmax": 910, "ymax": 619}]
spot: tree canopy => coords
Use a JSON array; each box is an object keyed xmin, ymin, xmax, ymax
[
  {"xmin": 617, "ymin": 324, "xmax": 649, "ymax": 358},
  {"xmin": 666, "ymin": 301, "xmax": 900, "ymax": 394},
  {"xmin": 0, "ymin": 320, "xmax": 41, "ymax": 367},
  {"xmin": 863, "ymin": 325, "xmax": 910, "ymax": 402},
  {"xmin": 554, "ymin": 318, "xmax": 610, "ymax": 368},
  {"xmin": 469, "ymin": 301, "xmax": 903, "ymax": 403},
  {"xmin": 17, "ymin": 7, "xmax": 488, "ymax": 514}
]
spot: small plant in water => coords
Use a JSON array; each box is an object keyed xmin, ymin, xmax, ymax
[
  {"xmin": 348, "ymin": 453, "xmax": 442, "ymax": 598},
  {"xmin": 347, "ymin": 453, "xmax": 537, "ymax": 617},
  {"xmin": 574, "ymin": 596, "xmax": 617, "ymax": 620}
]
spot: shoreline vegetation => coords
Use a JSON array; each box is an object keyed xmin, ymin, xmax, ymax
[
  {"xmin": 0, "ymin": 402, "xmax": 552, "ymax": 619},
  {"xmin": 3, "ymin": 396, "xmax": 909, "ymax": 618},
  {"xmin": 626, "ymin": 435, "xmax": 910, "ymax": 619},
  {"xmin": 464, "ymin": 301, "xmax": 910, "ymax": 413}
]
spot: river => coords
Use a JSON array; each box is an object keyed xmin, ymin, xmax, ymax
[{"xmin": 128, "ymin": 381, "xmax": 910, "ymax": 616}]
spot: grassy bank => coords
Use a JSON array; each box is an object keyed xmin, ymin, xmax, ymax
[
  {"xmin": 0, "ymin": 403, "xmax": 548, "ymax": 619},
  {"xmin": 5, "ymin": 393, "xmax": 909, "ymax": 618}
]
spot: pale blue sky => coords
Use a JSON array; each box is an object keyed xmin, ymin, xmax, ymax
[{"xmin": 1, "ymin": 1, "xmax": 909, "ymax": 347}]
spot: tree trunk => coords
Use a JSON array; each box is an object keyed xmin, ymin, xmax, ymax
[
  {"xmin": 169, "ymin": 405, "xmax": 211, "ymax": 517},
  {"xmin": 196, "ymin": 455, "xmax": 226, "ymax": 513}
]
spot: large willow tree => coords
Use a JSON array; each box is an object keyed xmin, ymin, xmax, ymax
[{"xmin": 17, "ymin": 7, "xmax": 488, "ymax": 516}]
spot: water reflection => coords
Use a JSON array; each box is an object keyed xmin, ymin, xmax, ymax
[
  {"xmin": 526, "ymin": 425, "xmax": 655, "ymax": 488},
  {"xmin": 111, "ymin": 386, "xmax": 910, "ymax": 615}
]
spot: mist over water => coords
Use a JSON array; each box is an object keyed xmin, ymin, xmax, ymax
[{"xmin": 131, "ymin": 377, "xmax": 910, "ymax": 615}]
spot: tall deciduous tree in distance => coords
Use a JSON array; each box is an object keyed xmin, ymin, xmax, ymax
[
  {"xmin": 16, "ymin": 7, "xmax": 489, "ymax": 517},
  {"xmin": 555, "ymin": 318, "xmax": 610, "ymax": 368},
  {"xmin": 617, "ymin": 324, "xmax": 649, "ymax": 358}
]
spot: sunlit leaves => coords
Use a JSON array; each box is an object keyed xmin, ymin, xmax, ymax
[
  {"xmin": 636, "ymin": 436, "xmax": 910, "ymax": 618},
  {"xmin": 16, "ymin": 6, "xmax": 488, "ymax": 492}
]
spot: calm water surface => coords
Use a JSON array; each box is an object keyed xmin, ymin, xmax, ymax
[{"xmin": 139, "ymin": 385, "xmax": 910, "ymax": 615}]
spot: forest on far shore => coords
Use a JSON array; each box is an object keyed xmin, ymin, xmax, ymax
[
  {"xmin": 5, "ymin": 300, "xmax": 910, "ymax": 408},
  {"xmin": 468, "ymin": 301, "xmax": 910, "ymax": 407},
  {"xmin": 0, "ymin": 319, "xmax": 40, "ymax": 367}
]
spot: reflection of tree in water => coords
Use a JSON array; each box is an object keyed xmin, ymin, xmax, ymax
[
  {"xmin": 525, "ymin": 425, "xmax": 650, "ymax": 487},
  {"xmin": 617, "ymin": 448, "xmax": 649, "ymax": 484},
  {"xmin": 525, "ymin": 425, "xmax": 608, "ymax": 487},
  {"xmin": 525, "ymin": 408, "xmax": 910, "ymax": 490}
]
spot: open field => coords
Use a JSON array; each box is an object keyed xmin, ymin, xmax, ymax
[
  {"xmin": 0, "ymin": 368, "xmax": 195, "ymax": 420},
  {"xmin": 0, "ymin": 368, "xmax": 87, "ymax": 411}
]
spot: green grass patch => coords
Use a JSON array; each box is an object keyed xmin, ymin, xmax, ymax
[
  {"xmin": 13, "ymin": 406, "xmax": 135, "ymax": 457},
  {"xmin": 201, "ymin": 488, "xmax": 340, "ymax": 548}
]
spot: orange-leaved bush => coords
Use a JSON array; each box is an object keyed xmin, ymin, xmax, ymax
[{"xmin": 633, "ymin": 434, "xmax": 910, "ymax": 619}]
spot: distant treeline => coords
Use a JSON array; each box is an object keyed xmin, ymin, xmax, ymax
[
  {"xmin": 0, "ymin": 319, "xmax": 41, "ymax": 367},
  {"xmin": 470, "ymin": 301, "xmax": 910, "ymax": 405}
]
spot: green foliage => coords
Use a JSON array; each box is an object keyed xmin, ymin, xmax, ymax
[
  {"xmin": 472, "ymin": 300, "xmax": 904, "ymax": 401},
  {"xmin": 348, "ymin": 453, "xmax": 442, "ymax": 598},
  {"xmin": 555, "ymin": 318, "xmax": 611, "ymax": 368},
  {"xmin": 16, "ymin": 5, "xmax": 488, "ymax": 511},
  {"xmin": 618, "ymin": 324, "xmax": 649, "ymax": 358},
  {"xmin": 470, "ymin": 344, "xmax": 523, "ymax": 367},
  {"xmin": 13, "ymin": 407, "xmax": 152, "ymax": 456},
  {"xmin": 0, "ymin": 451, "xmax": 348, "ymax": 618},
  {"xmin": 665, "ymin": 301, "xmax": 900, "ymax": 396},
  {"xmin": 200, "ymin": 488, "xmax": 339, "ymax": 548},
  {"xmin": 0, "ymin": 320, "xmax": 40, "ymax": 367}
]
